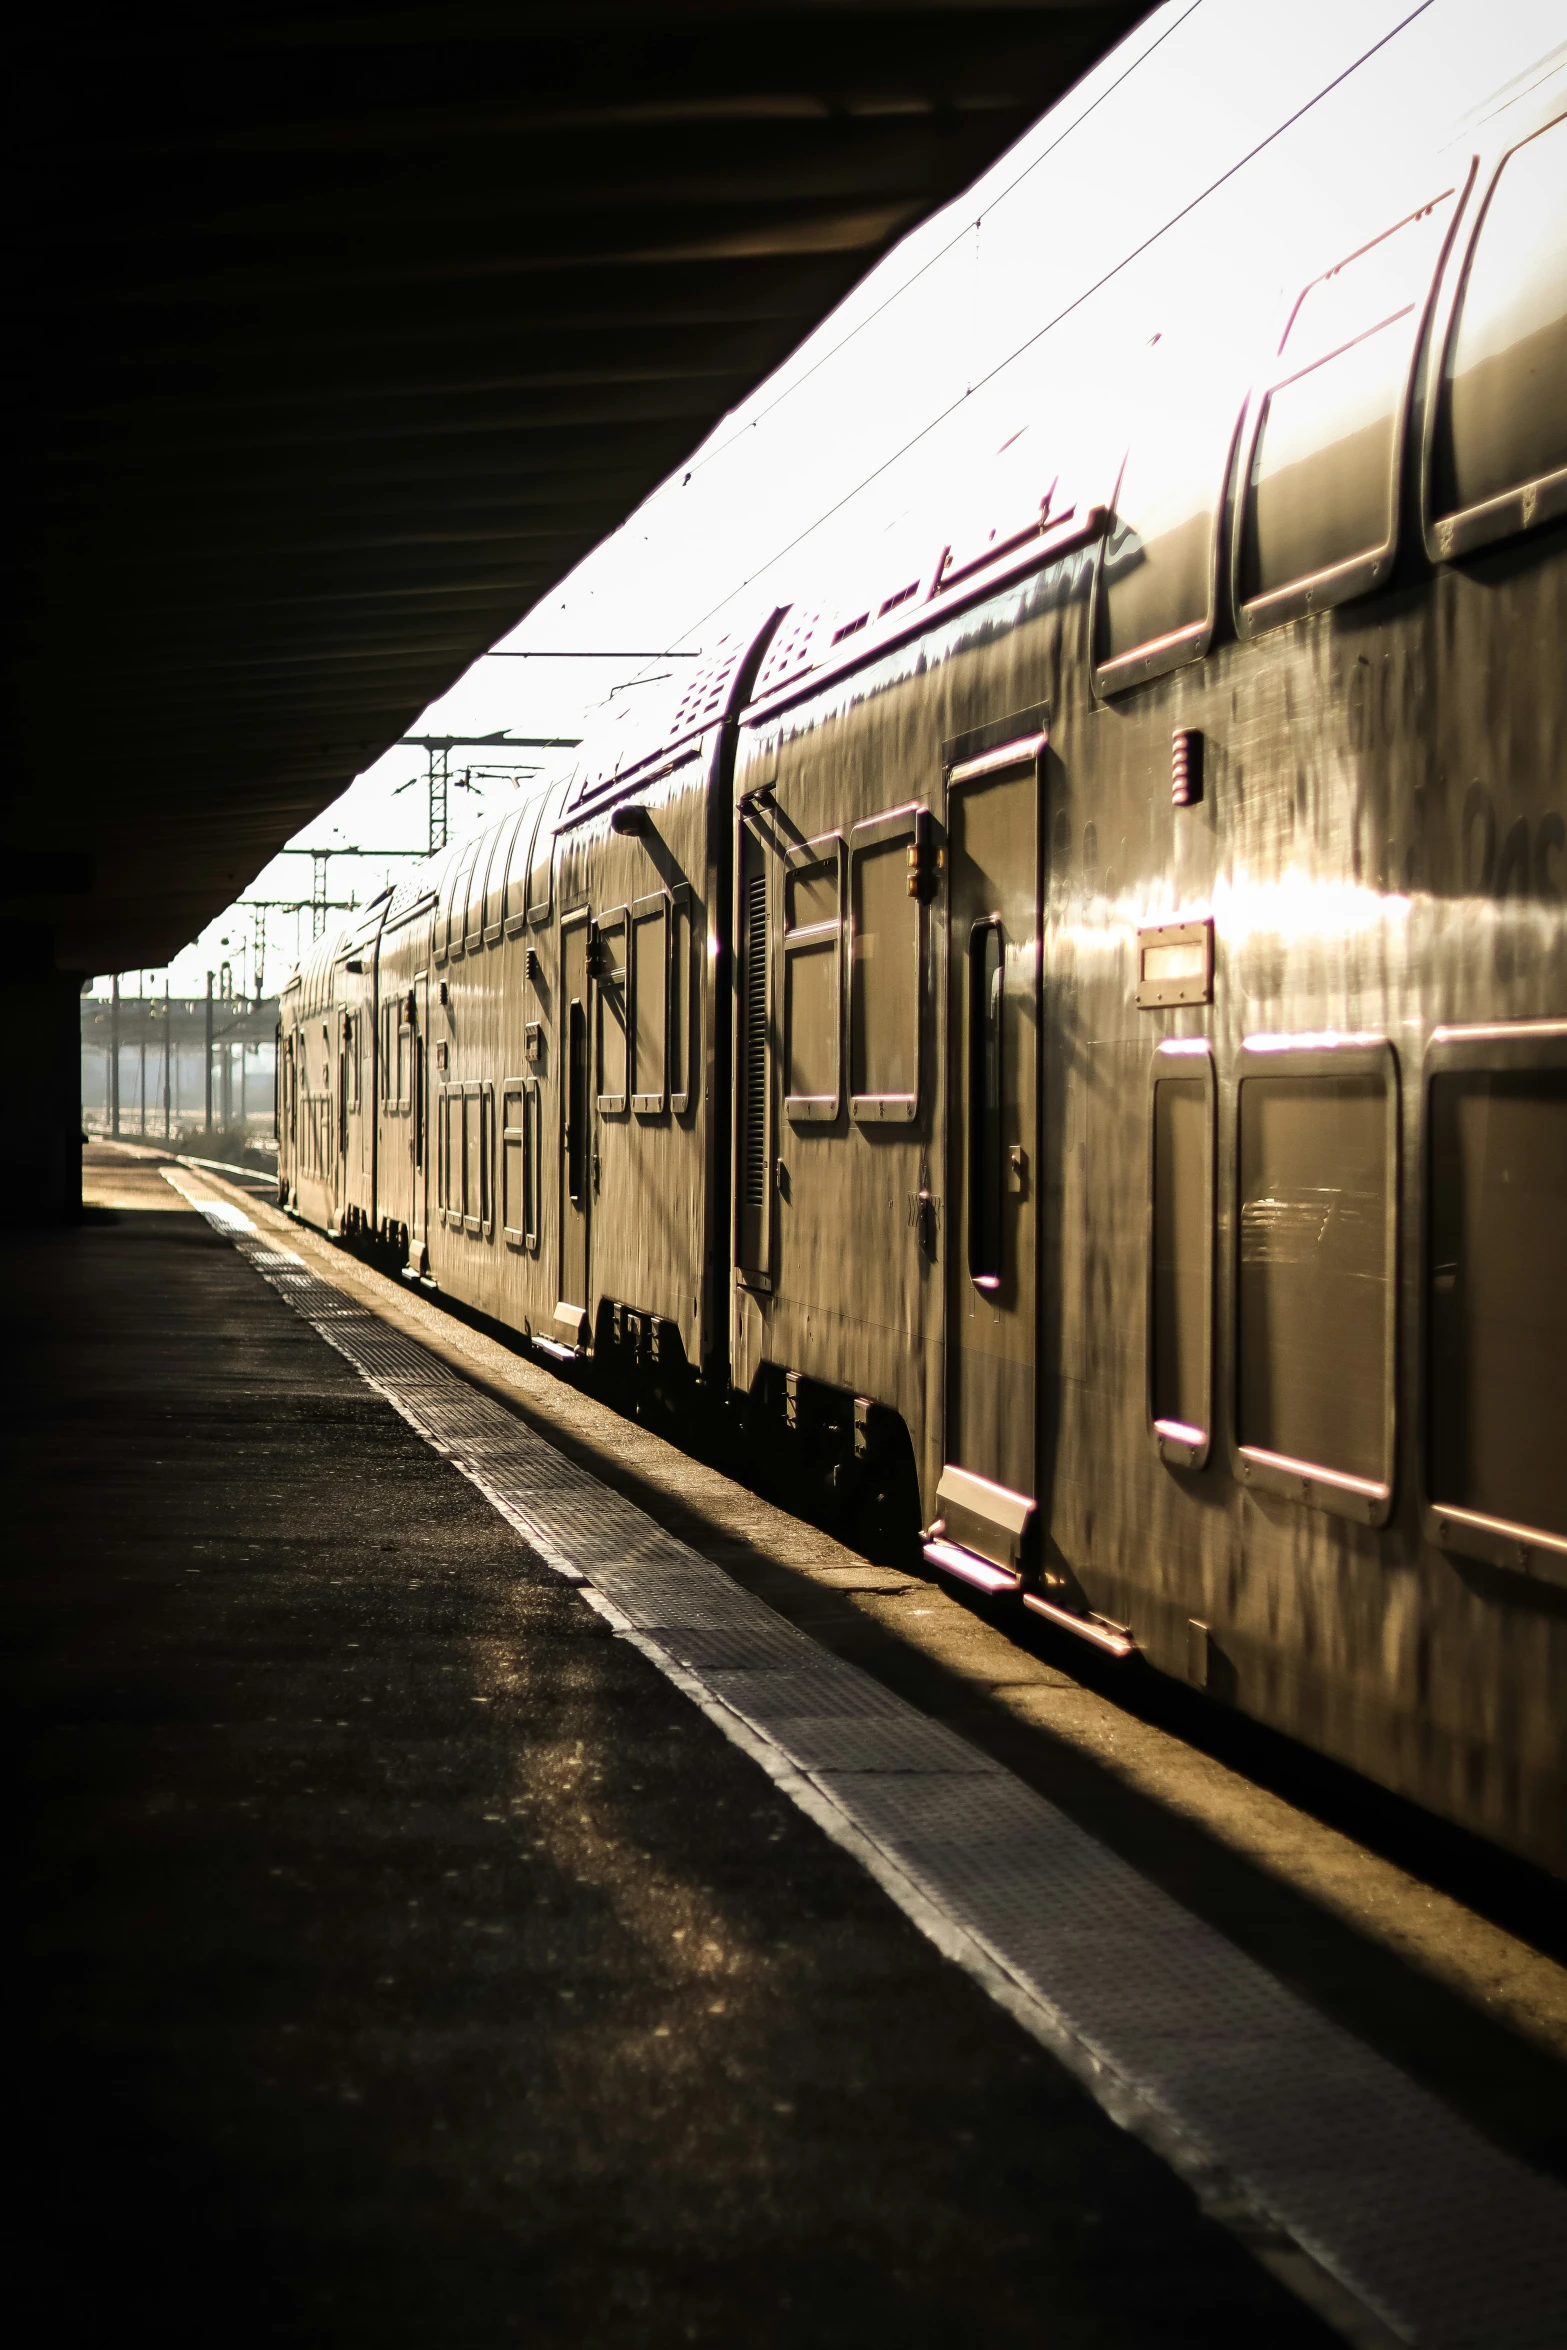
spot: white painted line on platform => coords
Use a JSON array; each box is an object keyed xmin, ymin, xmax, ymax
[{"xmin": 183, "ymin": 1188, "xmax": 1567, "ymax": 2350}]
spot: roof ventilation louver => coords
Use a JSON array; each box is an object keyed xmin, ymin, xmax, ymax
[{"xmin": 749, "ymin": 605, "xmax": 825, "ymax": 702}]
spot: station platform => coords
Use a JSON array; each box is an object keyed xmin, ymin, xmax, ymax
[{"xmin": 6, "ymin": 1144, "xmax": 1567, "ymax": 2348}]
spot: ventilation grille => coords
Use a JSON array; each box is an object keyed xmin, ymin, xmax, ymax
[
  {"xmin": 740, "ymin": 871, "xmax": 769, "ymax": 1213},
  {"xmin": 750, "ymin": 605, "xmax": 823, "ymax": 702},
  {"xmin": 668, "ymin": 637, "xmax": 745, "ymax": 741}
]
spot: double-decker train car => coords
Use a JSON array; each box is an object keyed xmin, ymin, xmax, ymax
[{"xmin": 280, "ymin": 13, "xmax": 1567, "ymax": 1873}]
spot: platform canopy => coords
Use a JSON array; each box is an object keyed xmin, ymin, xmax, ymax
[{"xmin": 8, "ymin": 2, "xmax": 1144, "ymax": 973}]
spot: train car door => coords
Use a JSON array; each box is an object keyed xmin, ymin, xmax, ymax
[
  {"xmin": 556, "ymin": 908, "xmax": 592, "ymax": 1348},
  {"xmin": 935, "ymin": 732, "xmax": 1046, "ymax": 1588}
]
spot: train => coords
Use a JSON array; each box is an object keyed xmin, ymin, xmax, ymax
[{"xmin": 279, "ymin": 10, "xmax": 1567, "ymax": 1875}]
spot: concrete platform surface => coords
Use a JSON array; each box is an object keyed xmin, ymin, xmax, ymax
[{"xmin": 3, "ymin": 1153, "xmax": 1334, "ymax": 2348}]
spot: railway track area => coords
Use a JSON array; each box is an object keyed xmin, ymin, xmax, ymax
[{"xmin": 6, "ymin": 1141, "xmax": 1566, "ymax": 2349}]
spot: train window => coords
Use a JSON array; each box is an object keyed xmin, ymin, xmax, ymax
[
  {"xmin": 566, "ymin": 1003, "xmax": 588, "ymax": 1208},
  {"xmin": 736, "ymin": 831, "xmax": 772, "ymax": 1280},
  {"xmin": 967, "ymin": 920, "xmax": 1004, "ymax": 1286},
  {"xmin": 848, "ymin": 807, "xmax": 923, "ymax": 1121},
  {"xmin": 441, "ymin": 837, "xmax": 480, "ymax": 963},
  {"xmin": 465, "ymin": 1086, "xmax": 487, "ymax": 1236},
  {"xmin": 785, "ymin": 844, "xmax": 841, "ymax": 932},
  {"xmin": 631, "ymin": 893, "xmax": 668, "ymax": 1113},
  {"xmin": 1094, "ymin": 332, "xmax": 1239, "ymax": 695},
  {"xmin": 1234, "ymin": 1037, "xmax": 1398, "ymax": 1523},
  {"xmin": 668, "ymin": 884, "xmax": 693, "ymax": 1116},
  {"xmin": 595, "ymin": 907, "xmax": 628, "ymax": 1114},
  {"xmin": 1424, "ymin": 1025, "xmax": 1567, "ymax": 1577},
  {"xmin": 527, "ymin": 778, "xmax": 570, "ymax": 928},
  {"xmin": 502, "ymin": 1079, "xmax": 540, "ymax": 1250},
  {"xmin": 783, "ymin": 836, "xmax": 843, "ymax": 1124},
  {"xmin": 1149, "ymin": 1040, "xmax": 1214, "ymax": 1470},
  {"xmin": 395, "ymin": 1004, "xmax": 412, "ymax": 1111},
  {"xmin": 1428, "ymin": 116, "xmax": 1567, "ymax": 561},
  {"xmin": 438, "ymin": 1084, "xmax": 458, "ymax": 1223},
  {"xmin": 1239, "ymin": 192, "xmax": 1458, "ymax": 633},
  {"xmin": 466, "ymin": 827, "xmax": 498, "ymax": 952},
  {"xmin": 486, "ymin": 809, "xmax": 525, "ymax": 941},
  {"xmin": 507, "ymin": 794, "xmax": 545, "ymax": 930},
  {"xmin": 381, "ymin": 1003, "xmax": 409, "ymax": 1112}
]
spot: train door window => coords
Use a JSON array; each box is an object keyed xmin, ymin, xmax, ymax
[
  {"xmin": 631, "ymin": 893, "xmax": 668, "ymax": 1113},
  {"xmin": 966, "ymin": 919, "xmax": 1004, "ymax": 1284},
  {"xmin": 1423, "ymin": 1024, "xmax": 1567, "ymax": 1578},
  {"xmin": 1427, "ymin": 115, "xmax": 1567, "ymax": 560},
  {"xmin": 502, "ymin": 1078, "xmax": 541, "ymax": 1250},
  {"xmin": 1238, "ymin": 188, "xmax": 1460, "ymax": 633},
  {"xmin": 1148, "ymin": 1039, "xmax": 1214, "ymax": 1470},
  {"xmin": 736, "ymin": 826, "xmax": 772, "ymax": 1279},
  {"xmin": 783, "ymin": 835, "xmax": 843, "ymax": 1123},
  {"xmin": 1234, "ymin": 1036, "xmax": 1398, "ymax": 1524},
  {"xmin": 595, "ymin": 907, "xmax": 629, "ymax": 1114},
  {"xmin": 848, "ymin": 807, "xmax": 923, "ymax": 1121},
  {"xmin": 668, "ymin": 883, "xmax": 693, "ymax": 1115},
  {"xmin": 1094, "ymin": 329, "xmax": 1240, "ymax": 695},
  {"xmin": 395, "ymin": 1001, "xmax": 412, "ymax": 1110},
  {"xmin": 566, "ymin": 997, "xmax": 589, "ymax": 1208}
]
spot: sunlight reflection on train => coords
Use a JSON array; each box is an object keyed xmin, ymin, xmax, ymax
[{"xmin": 1052, "ymin": 868, "xmax": 1415, "ymax": 962}]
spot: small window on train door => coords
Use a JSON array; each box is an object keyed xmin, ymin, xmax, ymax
[
  {"xmin": 1093, "ymin": 330, "xmax": 1243, "ymax": 696},
  {"xmin": 396, "ymin": 1001, "xmax": 412, "ymax": 1111},
  {"xmin": 1237, "ymin": 185, "xmax": 1464, "ymax": 635},
  {"xmin": 595, "ymin": 907, "xmax": 629, "ymax": 1114},
  {"xmin": 631, "ymin": 893, "xmax": 668, "ymax": 1114},
  {"xmin": 783, "ymin": 834, "xmax": 844, "ymax": 1124},
  {"xmin": 736, "ymin": 824, "xmax": 773, "ymax": 1283},
  {"xmin": 1423, "ymin": 1022, "xmax": 1567, "ymax": 1582},
  {"xmin": 848, "ymin": 807, "xmax": 924, "ymax": 1122},
  {"xmin": 1426, "ymin": 115, "xmax": 1567, "ymax": 562},
  {"xmin": 967, "ymin": 919, "xmax": 1004, "ymax": 1287},
  {"xmin": 1148, "ymin": 1040, "xmax": 1214, "ymax": 1471},
  {"xmin": 1233, "ymin": 1035, "xmax": 1398, "ymax": 1525}
]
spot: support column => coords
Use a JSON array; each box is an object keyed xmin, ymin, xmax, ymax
[
  {"xmin": 204, "ymin": 972, "xmax": 214, "ymax": 1138},
  {"xmin": 1, "ymin": 936, "xmax": 84, "ymax": 1223}
]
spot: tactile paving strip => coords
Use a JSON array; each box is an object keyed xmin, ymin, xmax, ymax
[{"xmin": 181, "ymin": 1189, "xmax": 1567, "ymax": 2350}]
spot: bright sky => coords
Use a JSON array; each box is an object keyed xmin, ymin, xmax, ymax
[{"xmin": 92, "ymin": 0, "xmax": 1567, "ymax": 1001}]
